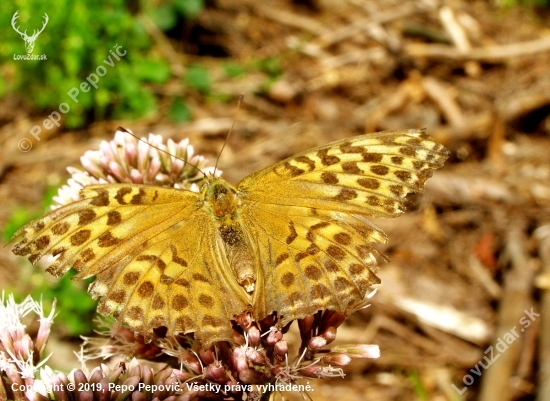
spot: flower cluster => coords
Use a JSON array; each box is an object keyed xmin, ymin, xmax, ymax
[
  {"xmin": 0, "ymin": 293, "xmax": 55, "ymax": 401},
  {"xmin": 1, "ymin": 293, "xmax": 379, "ymax": 400},
  {"xmin": 79, "ymin": 294, "xmax": 380, "ymax": 400},
  {"xmin": 0, "ymin": 293, "xmax": 186, "ymax": 401}
]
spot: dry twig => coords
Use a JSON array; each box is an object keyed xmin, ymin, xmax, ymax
[
  {"xmin": 406, "ymin": 36, "xmax": 550, "ymax": 61},
  {"xmin": 422, "ymin": 76, "xmax": 465, "ymax": 128}
]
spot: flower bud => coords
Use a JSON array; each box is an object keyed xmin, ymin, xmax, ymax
[
  {"xmin": 307, "ymin": 336, "xmax": 326, "ymax": 350},
  {"xmin": 266, "ymin": 328, "xmax": 283, "ymax": 345},
  {"xmin": 72, "ymin": 369, "xmax": 92, "ymax": 400},
  {"xmin": 320, "ymin": 327, "xmax": 337, "ymax": 344},
  {"xmin": 238, "ymin": 367, "xmax": 265, "ymax": 384},
  {"xmin": 154, "ymin": 368, "xmax": 173, "ymax": 383},
  {"xmin": 171, "ymin": 368, "xmax": 194, "ymax": 382},
  {"xmin": 299, "ymin": 365, "xmax": 323, "ymax": 378},
  {"xmin": 17, "ymin": 334, "xmax": 33, "ymax": 361},
  {"xmin": 224, "ymin": 380, "xmax": 239, "ymax": 395},
  {"xmin": 106, "ymin": 366, "xmax": 124, "ymax": 384},
  {"xmin": 40, "ymin": 367, "xmax": 69, "ymax": 401},
  {"xmin": 321, "ymin": 353, "xmax": 352, "ymax": 366},
  {"xmin": 96, "ymin": 378, "xmax": 111, "ymax": 401},
  {"xmin": 247, "ymin": 326, "xmax": 261, "ymax": 347},
  {"xmin": 199, "ymin": 349, "xmax": 215, "ymax": 365},
  {"xmin": 113, "ymin": 325, "xmax": 136, "ymax": 343},
  {"xmin": 232, "ymin": 346, "xmax": 249, "ymax": 373},
  {"xmin": 113, "ymin": 376, "xmax": 140, "ymax": 401},
  {"xmin": 204, "ymin": 362, "xmax": 229, "ymax": 384},
  {"xmin": 72, "ymin": 369, "xmax": 89, "ymax": 386},
  {"xmin": 234, "ymin": 311, "xmax": 253, "ymax": 330},
  {"xmin": 131, "ymin": 392, "xmax": 147, "ymax": 401},
  {"xmin": 232, "ymin": 328, "xmax": 246, "ymax": 345},
  {"xmin": 139, "ymin": 365, "xmax": 153, "ymax": 387},
  {"xmin": 274, "ymin": 340, "xmax": 288, "ymax": 359},
  {"xmin": 259, "ymin": 314, "xmax": 277, "ymax": 330},
  {"xmin": 76, "ymin": 389, "xmax": 94, "ymax": 401},
  {"xmin": 331, "ymin": 344, "xmax": 380, "ymax": 359},
  {"xmin": 181, "ymin": 351, "xmax": 202, "ymax": 374},
  {"xmin": 87, "ymin": 367, "xmax": 103, "ymax": 385},
  {"xmin": 300, "ymin": 365, "xmax": 345, "ymax": 379},
  {"xmin": 35, "ymin": 311, "xmax": 55, "ymax": 356},
  {"xmin": 152, "ymin": 380, "xmax": 167, "ymax": 400},
  {"xmin": 246, "ymin": 348, "xmax": 268, "ymax": 366},
  {"xmin": 0, "ymin": 329, "xmax": 15, "ymax": 354},
  {"xmin": 130, "ymin": 169, "xmax": 143, "ymax": 183}
]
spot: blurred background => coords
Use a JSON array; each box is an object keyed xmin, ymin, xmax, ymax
[{"xmin": 1, "ymin": 0, "xmax": 550, "ymax": 400}]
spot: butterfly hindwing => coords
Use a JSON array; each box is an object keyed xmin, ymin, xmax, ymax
[{"xmin": 242, "ymin": 203, "xmax": 386, "ymax": 325}]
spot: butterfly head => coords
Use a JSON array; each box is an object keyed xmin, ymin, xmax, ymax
[{"xmin": 201, "ymin": 177, "xmax": 240, "ymax": 220}]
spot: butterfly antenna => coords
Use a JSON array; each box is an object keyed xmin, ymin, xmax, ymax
[
  {"xmin": 214, "ymin": 94, "xmax": 243, "ymax": 175},
  {"xmin": 117, "ymin": 126, "xmax": 207, "ymax": 178}
]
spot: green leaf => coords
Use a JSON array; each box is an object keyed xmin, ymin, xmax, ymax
[
  {"xmin": 185, "ymin": 65, "xmax": 211, "ymax": 94},
  {"xmin": 32, "ymin": 270, "xmax": 97, "ymax": 336},
  {"xmin": 169, "ymin": 97, "xmax": 192, "ymax": 123},
  {"xmin": 408, "ymin": 371, "xmax": 428, "ymax": 400},
  {"xmin": 115, "ymin": 88, "xmax": 157, "ymax": 119},
  {"xmin": 147, "ymin": 4, "xmax": 178, "ymax": 31},
  {"xmin": 0, "ymin": 74, "xmax": 6, "ymax": 98},
  {"xmin": 134, "ymin": 59, "xmax": 171, "ymax": 84},
  {"xmin": 3, "ymin": 185, "xmax": 57, "ymax": 241},
  {"xmin": 223, "ymin": 62, "xmax": 246, "ymax": 78},
  {"xmin": 208, "ymin": 92, "xmax": 233, "ymax": 103},
  {"xmin": 3, "ymin": 208, "xmax": 38, "ymax": 241},
  {"xmin": 174, "ymin": 0, "xmax": 205, "ymax": 19},
  {"xmin": 41, "ymin": 186, "xmax": 59, "ymax": 210},
  {"xmin": 65, "ymin": 112, "xmax": 85, "ymax": 129},
  {"xmin": 256, "ymin": 57, "xmax": 282, "ymax": 77}
]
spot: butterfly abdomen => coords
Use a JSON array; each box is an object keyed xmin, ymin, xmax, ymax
[
  {"xmin": 202, "ymin": 178, "xmax": 257, "ymax": 294},
  {"xmin": 219, "ymin": 224, "xmax": 256, "ymax": 293}
]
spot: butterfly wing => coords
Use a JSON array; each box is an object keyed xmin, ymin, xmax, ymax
[
  {"xmin": 12, "ymin": 184, "xmax": 249, "ymax": 344},
  {"xmin": 237, "ymin": 129, "xmax": 449, "ymax": 324}
]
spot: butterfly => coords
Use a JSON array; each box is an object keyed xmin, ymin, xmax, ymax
[{"xmin": 12, "ymin": 128, "xmax": 449, "ymax": 345}]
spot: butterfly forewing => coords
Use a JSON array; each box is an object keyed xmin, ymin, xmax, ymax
[{"xmin": 238, "ymin": 129, "xmax": 449, "ymax": 218}]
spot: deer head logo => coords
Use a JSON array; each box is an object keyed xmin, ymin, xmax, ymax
[{"xmin": 11, "ymin": 11, "xmax": 49, "ymax": 54}]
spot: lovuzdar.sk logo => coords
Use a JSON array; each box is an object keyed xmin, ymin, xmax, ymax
[{"xmin": 11, "ymin": 10, "xmax": 48, "ymax": 60}]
